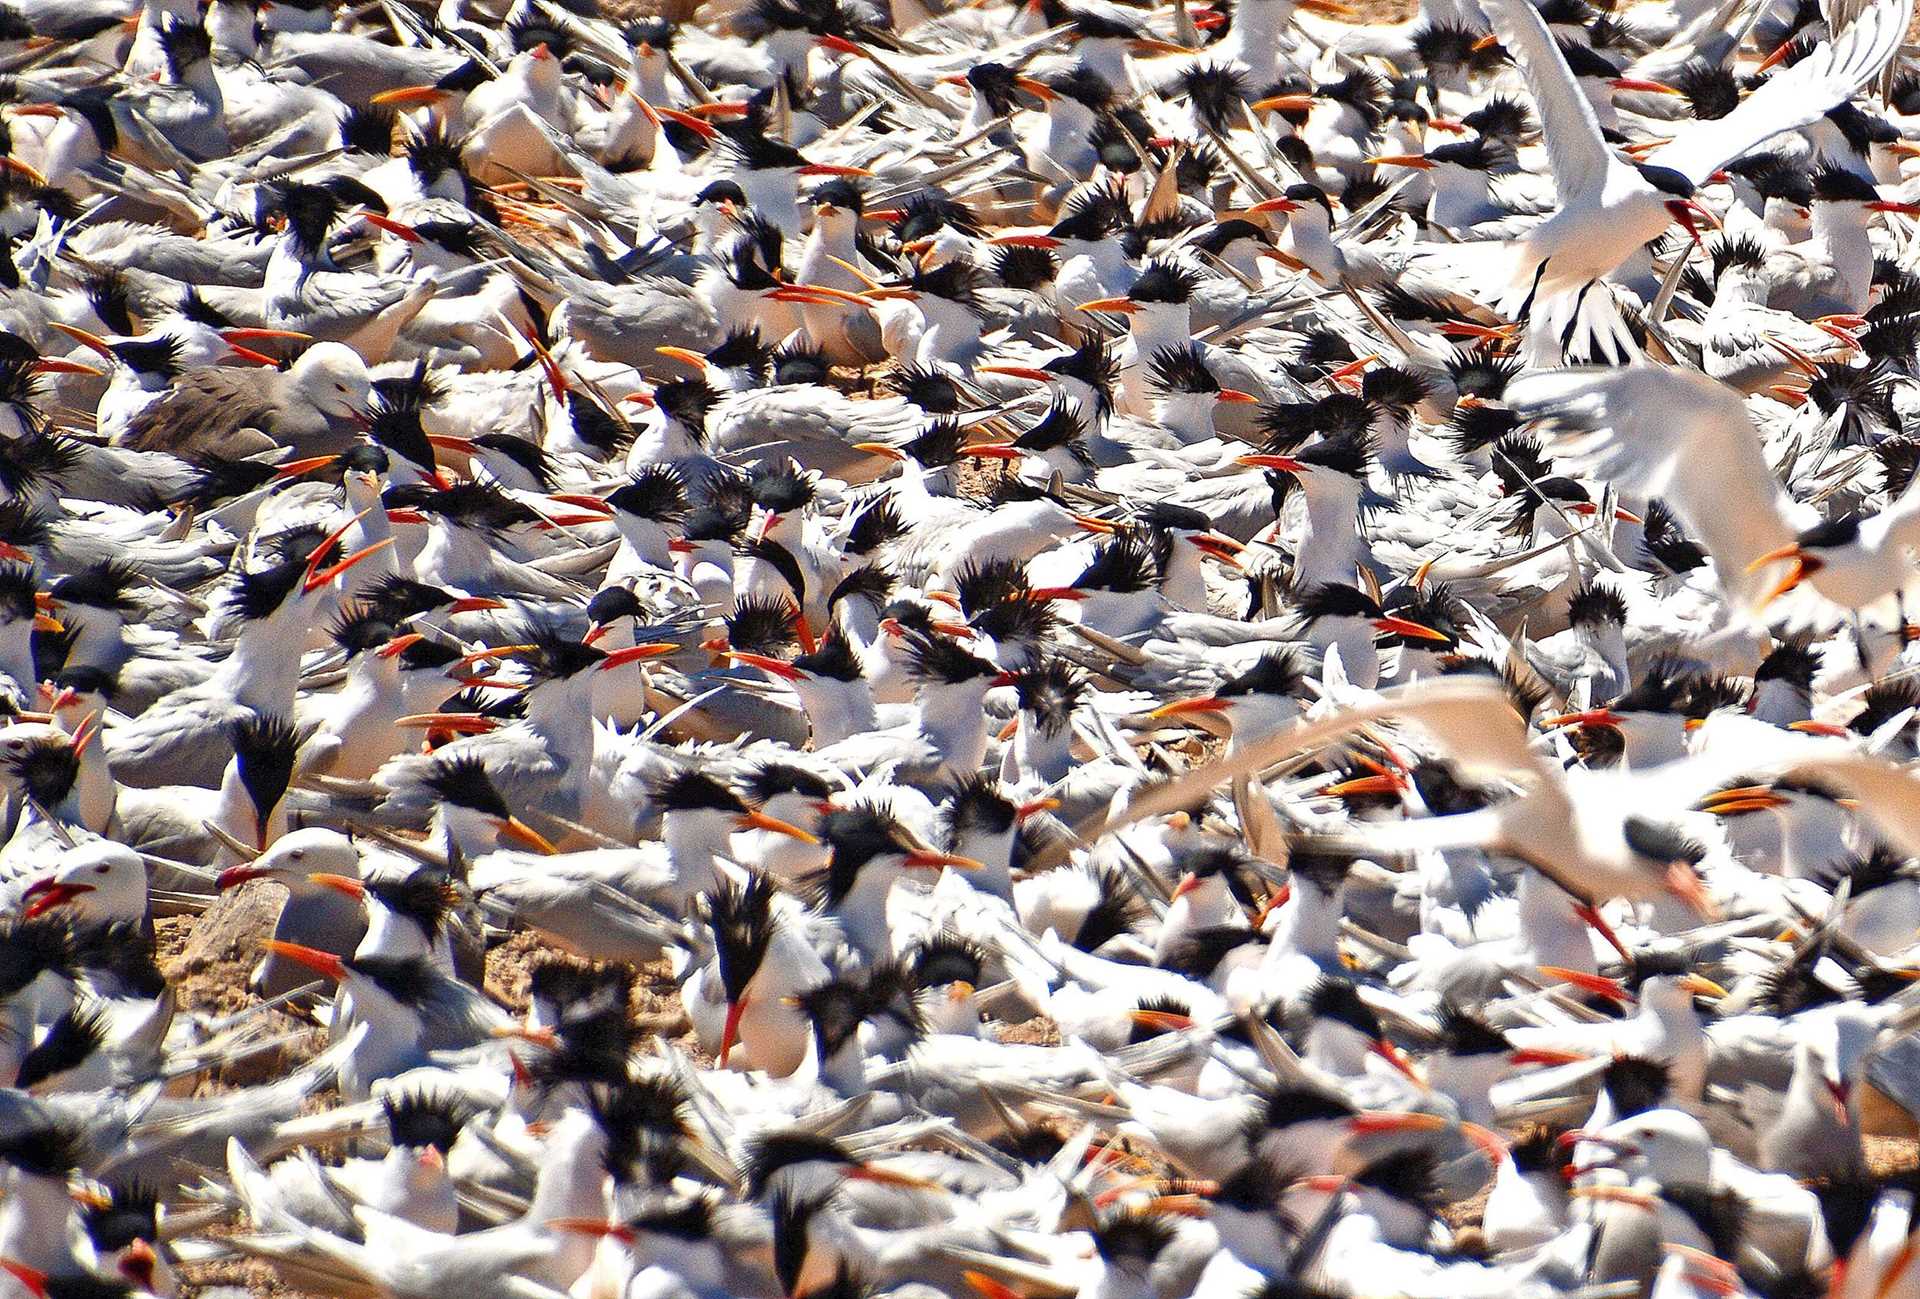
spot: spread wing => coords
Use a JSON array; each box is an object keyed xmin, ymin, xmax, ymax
[
  {"xmin": 1479, "ymin": 0, "xmax": 1614, "ymax": 203},
  {"xmin": 1777, "ymin": 748, "xmax": 1920, "ymax": 860},
  {"xmin": 1648, "ymin": 0, "xmax": 1910, "ymax": 185},
  {"xmin": 1504, "ymin": 365, "xmax": 1803, "ymax": 616}
]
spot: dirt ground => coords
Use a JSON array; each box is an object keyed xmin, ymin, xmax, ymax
[{"xmin": 153, "ymin": 896, "xmax": 1063, "ymax": 1297}]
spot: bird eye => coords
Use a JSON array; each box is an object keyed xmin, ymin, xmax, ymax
[{"xmin": 94, "ymin": 863, "xmax": 110, "ymax": 874}]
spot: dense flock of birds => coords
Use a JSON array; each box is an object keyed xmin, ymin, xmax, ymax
[{"xmin": 24, "ymin": 0, "xmax": 1920, "ymax": 1296}]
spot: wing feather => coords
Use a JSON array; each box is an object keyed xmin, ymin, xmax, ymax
[
  {"xmin": 1478, "ymin": 0, "xmax": 1613, "ymax": 203},
  {"xmin": 1649, "ymin": 0, "xmax": 1910, "ymax": 185},
  {"xmin": 1504, "ymin": 365, "xmax": 1800, "ymax": 614}
]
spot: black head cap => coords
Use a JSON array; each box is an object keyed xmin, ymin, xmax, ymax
[
  {"xmin": 1127, "ymin": 258, "xmax": 1202, "ymax": 305},
  {"xmin": 1217, "ymin": 649, "xmax": 1306, "ymax": 698},
  {"xmin": 700, "ymin": 872, "xmax": 778, "ymax": 1001},
  {"xmin": 384, "ymin": 1091, "xmax": 467, "ymax": 1154},
  {"xmin": 653, "ymin": 769, "xmax": 747, "ymax": 815},
  {"xmin": 902, "ymin": 630, "xmax": 1000, "ymax": 686},
  {"xmin": 1567, "ymin": 580, "xmax": 1629, "ymax": 628},
  {"xmin": 421, "ymin": 753, "xmax": 511, "ymax": 819},
  {"xmin": 1812, "ymin": 165, "xmax": 1881, "ymax": 204},
  {"xmin": 606, "ymin": 466, "xmax": 689, "ymax": 525}
]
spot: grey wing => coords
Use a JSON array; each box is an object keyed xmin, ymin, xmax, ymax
[
  {"xmin": 105, "ymin": 691, "xmax": 246, "ymax": 788},
  {"xmin": 1504, "ymin": 364, "xmax": 1800, "ymax": 615},
  {"xmin": 565, "ymin": 279, "xmax": 719, "ymax": 373},
  {"xmin": 1648, "ymin": 0, "xmax": 1910, "ymax": 185},
  {"xmin": 709, "ymin": 388, "xmax": 923, "ymax": 484}
]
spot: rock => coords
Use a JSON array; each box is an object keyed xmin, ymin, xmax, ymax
[{"xmin": 174, "ymin": 880, "xmax": 284, "ymax": 975}]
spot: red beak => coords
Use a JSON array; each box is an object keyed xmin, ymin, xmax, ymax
[
  {"xmin": 19, "ymin": 879, "xmax": 92, "ymax": 919},
  {"xmin": 719, "ymin": 997, "xmax": 748, "ymax": 1067}
]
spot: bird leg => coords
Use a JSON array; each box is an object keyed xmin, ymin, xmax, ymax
[
  {"xmin": 1516, "ymin": 257, "xmax": 1550, "ymax": 324},
  {"xmin": 1560, "ymin": 280, "xmax": 1595, "ymax": 358}
]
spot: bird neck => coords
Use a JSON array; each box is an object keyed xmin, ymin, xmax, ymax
[
  {"xmin": 915, "ymin": 679, "xmax": 993, "ymax": 775},
  {"xmin": 1428, "ymin": 166, "xmax": 1493, "ymax": 230},
  {"xmin": 359, "ymin": 905, "xmax": 437, "ymax": 966},
  {"xmin": 224, "ymin": 606, "xmax": 310, "ymax": 712},
  {"xmin": 1014, "ymin": 710, "xmax": 1076, "ymax": 785},
  {"xmin": 661, "ymin": 809, "xmax": 731, "ymax": 893},
  {"xmin": 1778, "ymin": 799, "xmax": 1854, "ymax": 879},
  {"xmin": 1575, "ymin": 619, "xmax": 1629, "ymax": 686},
  {"xmin": 1127, "ymin": 303, "xmax": 1190, "ymax": 357},
  {"xmin": 206, "ymin": 0, "xmax": 257, "ymax": 59},
  {"xmin": 629, "ymin": 61, "xmax": 673, "ymax": 106},
  {"xmin": 1812, "ymin": 203, "xmax": 1873, "ymax": 284},
  {"xmin": 526, "ymin": 1111, "xmax": 611, "ymax": 1225},
  {"xmin": 1157, "ymin": 391, "xmax": 1222, "ymax": 444},
  {"xmin": 1615, "ymin": 713, "xmax": 1688, "ymax": 770},
  {"xmin": 795, "ymin": 676, "xmax": 879, "ymax": 746},
  {"xmin": 796, "ymin": 1003, "xmax": 868, "ymax": 1093},
  {"xmin": 1293, "ymin": 476, "xmax": 1369, "ymax": 588},
  {"xmin": 266, "ymin": 239, "xmax": 328, "ymax": 302},
  {"xmin": 430, "ymin": 805, "xmax": 499, "ymax": 863},
  {"xmin": 612, "ymin": 515, "xmax": 675, "ymax": 569},
  {"xmin": 0, "ymin": 1168, "xmax": 77, "ymax": 1273},
  {"xmin": 915, "ymin": 298, "xmax": 986, "ymax": 369},
  {"xmin": 1748, "ymin": 677, "xmax": 1811, "ymax": 728},
  {"xmin": 521, "ymin": 676, "xmax": 598, "ymax": 773},
  {"xmin": 800, "ymin": 218, "xmax": 857, "ymax": 269},
  {"xmin": 1303, "ymin": 1018, "xmax": 1374, "ymax": 1077},
  {"xmin": 951, "ymin": 826, "xmax": 1016, "ymax": 901},
  {"xmin": 737, "ymin": 168, "xmax": 805, "ymax": 237},
  {"xmin": 829, "ymin": 862, "xmax": 904, "ymax": 961},
  {"xmin": 1266, "ymin": 881, "xmax": 1341, "ymax": 965},
  {"xmin": 1285, "ymin": 213, "xmax": 1340, "ymax": 277},
  {"xmin": 0, "ymin": 619, "xmax": 35, "ymax": 697}
]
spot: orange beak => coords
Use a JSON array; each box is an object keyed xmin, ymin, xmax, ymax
[
  {"xmin": 655, "ymin": 345, "xmax": 709, "ymax": 370},
  {"xmin": 307, "ymin": 872, "xmax": 366, "ymax": 899},
  {"xmin": 597, "ymin": 642, "xmax": 680, "ymax": 669},
  {"xmin": 260, "ymin": 939, "xmax": 348, "ymax": 981},
  {"xmin": 370, "ymin": 84, "xmax": 451, "ymax": 107},
  {"xmin": 494, "ymin": 814, "xmax": 558, "ymax": 854},
  {"xmin": 1608, "ymin": 77, "xmax": 1681, "ymax": 94},
  {"xmin": 722, "ymin": 650, "xmax": 806, "ymax": 682},
  {"xmin": 1372, "ymin": 615, "xmax": 1450, "ymax": 642},
  {"xmin": 1250, "ymin": 93, "xmax": 1316, "ymax": 114},
  {"xmin": 903, "ymin": 847, "xmax": 983, "ymax": 870},
  {"xmin": 1537, "ymin": 966, "xmax": 1632, "ymax": 1002},
  {"xmin": 1365, "ymin": 153, "xmax": 1433, "ymax": 170},
  {"xmin": 28, "ymin": 358, "xmax": 103, "ymax": 377},
  {"xmin": 1540, "ymin": 708, "xmax": 1623, "ymax": 730},
  {"xmin": 737, "ymin": 808, "xmax": 821, "ymax": 844},
  {"xmin": 358, "ymin": 210, "xmax": 421, "ymax": 242},
  {"xmin": 1149, "ymin": 696, "xmax": 1228, "ymax": 720}
]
